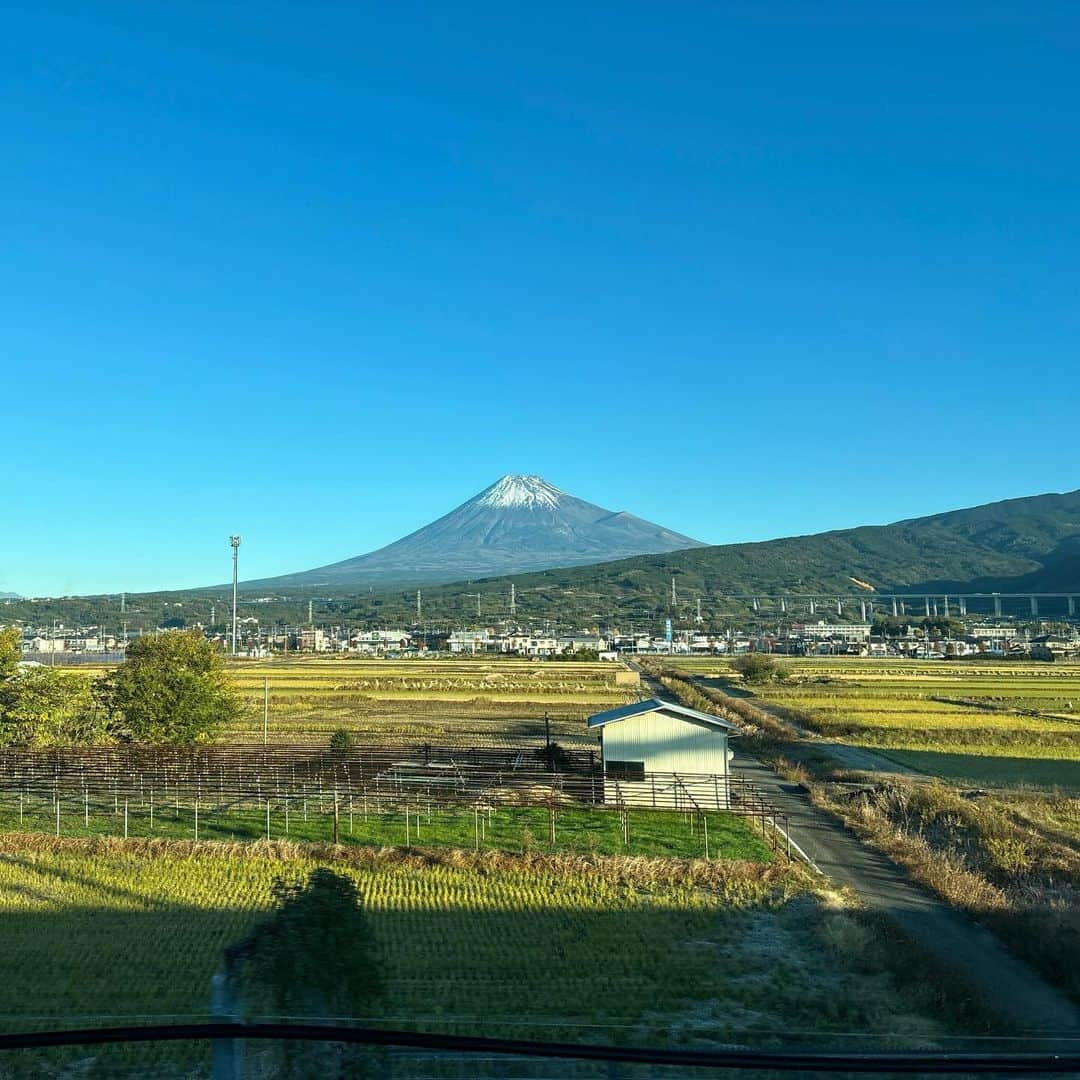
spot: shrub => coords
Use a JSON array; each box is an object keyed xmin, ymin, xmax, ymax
[
  {"xmin": 329, "ymin": 728, "xmax": 354, "ymax": 752},
  {"xmin": 731, "ymin": 653, "xmax": 781, "ymax": 684}
]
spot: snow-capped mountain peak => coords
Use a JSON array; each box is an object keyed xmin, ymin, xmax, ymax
[
  {"xmin": 243, "ymin": 474, "xmax": 704, "ymax": 588},
  {"xmin": 477, "ymin": 474, "xmax": 563, "ymax": 510}
]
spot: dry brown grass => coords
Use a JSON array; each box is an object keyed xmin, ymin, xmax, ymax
[{"xmin": 655, "ymin": 662, "xmax": 1080, "ymax": 1002}]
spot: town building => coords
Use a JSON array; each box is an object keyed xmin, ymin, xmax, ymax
[
  {"xmin": 448, "ymin": 630, "xmax": 494, "ymax": 654},
  {"xmin": 796, "ymin": 622, "xmax": 872, "ymax": 643}
]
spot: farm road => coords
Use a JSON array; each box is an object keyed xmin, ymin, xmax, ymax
[
  {"xmin": 629, "ymin": 664, "xmax": 1080, "ymax": 1039},
  {"xmin": 696, "ymin": 676, "xmax": 921, "ymax": 777}
]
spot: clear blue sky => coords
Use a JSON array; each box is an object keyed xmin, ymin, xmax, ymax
[{"xmin": 3, "ymin": 2, "xmax": 1078, "ymax": 596}]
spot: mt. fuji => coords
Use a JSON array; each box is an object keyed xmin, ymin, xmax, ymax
[{"xmin": 244, "ymin": 475, "xmax": 704, "ymax": 589}]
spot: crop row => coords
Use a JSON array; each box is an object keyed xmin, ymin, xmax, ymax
[{"xmin": 0, "ymin": 837, "xmax": 956, "ymax": 1077}]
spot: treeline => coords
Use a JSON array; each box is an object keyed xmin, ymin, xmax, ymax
[
  {"xmin": 871, "ymin": 615, "xmax": 966, "ymax": 638},
  {"xmin": 0, "ymin": 629, "xmax": 242, "ymax": 747}
]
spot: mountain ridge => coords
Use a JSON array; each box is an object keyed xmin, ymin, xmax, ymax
[
  {"xmin": 376, "ymin": 486, "xmax": 1080, "ymax": 624},
  {"xmin": 3, "ymin": 487, "xmax": 1078, "ymax": 629}
]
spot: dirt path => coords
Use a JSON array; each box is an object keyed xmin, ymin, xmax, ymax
[{"xmin": 629, "ymin": 663, "xmax": 1080, "ymax": 1038}]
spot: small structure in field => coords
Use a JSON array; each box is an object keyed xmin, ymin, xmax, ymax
[{"xmin": 587, "ymin": 698, "xmax": 738, "ymax": 809}]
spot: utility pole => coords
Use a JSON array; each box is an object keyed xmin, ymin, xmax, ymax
[
  {"xmin": 263, "ymin": 678, "xmax": 269, "ymax": 746},
  {"xmin": 229, "ymin": 535, "xmax": 241, "ymax": 655},
  {"xmin": 476, "ymin": 593, "xmax": 482, "ymax": 621}
]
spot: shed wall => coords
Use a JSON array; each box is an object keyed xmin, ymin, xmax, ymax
[{"xmin": 601, "ymin": 711, "xmax": 729, "ymax": 776}]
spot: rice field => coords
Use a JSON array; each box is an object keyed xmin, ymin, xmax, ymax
[
  {"xmin": 0, "ymin": 837, "xmax": 957, "ymax": 1077},
  {"xmin": 67, "ymin": 657, "xmax": 643, "ymax": 747},
  {"xmin": 227, "ymin": 658, "xmax": 640, "ymax": 745},
  {"xmin": 675, "ymin": 657, "xmax": 1080, "ymax": 791}
]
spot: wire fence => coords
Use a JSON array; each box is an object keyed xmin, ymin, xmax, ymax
[{"xmin": 0, "ymin": 743, "xmax": 792, "ymax": 857}]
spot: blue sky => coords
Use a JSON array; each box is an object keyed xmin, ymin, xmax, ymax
[{"xmin": 2, "ymin": 2, "xmax": 1078, "ymax": 596}]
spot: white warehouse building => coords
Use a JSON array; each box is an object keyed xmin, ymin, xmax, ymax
[{"xmin": 587, "ymin": 698, "xmax": 739, "ymax": 809}]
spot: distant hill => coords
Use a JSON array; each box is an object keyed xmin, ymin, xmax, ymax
[
  {"xmin": 242, "ymin": 474, "xmax": 705, "ymax": 589},
  {"xmin": 0, "ymin": 592, "xmax": 21, "ymax": 600},
  {"xmin": 5, "ymin": 487, "xmax": 1079, "ymax": 631},
  {"xmin": 392, "ymin": 487, "xmax": 1080, "ymax": 623}
]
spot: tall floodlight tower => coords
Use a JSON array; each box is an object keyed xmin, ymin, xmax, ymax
[{"xmin": 229, "ymin": 535, "xmax": 241, "ymax": 655}]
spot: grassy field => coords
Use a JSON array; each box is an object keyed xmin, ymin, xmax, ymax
[
  {"xmin": 673, "ymin": 657, "xmax": 1080, "ymax": 790},
  {"xmin": 0, "ymin": 790, "xmax": 773, "ymax": 862},
  {"xmin": 0, "ymin": 836, "xmax": 965, "ymax": 1077}
]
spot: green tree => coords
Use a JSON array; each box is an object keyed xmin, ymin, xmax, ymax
[
  {"xmin": 329, "ymin": 727, "xmax": 353, "ymax": 752},
  {"xmin": 93, "ymin": 630, "xmax": 241, "ymax": 743},
  {"xmin": 0, "ymin": 666, "xmax": 100, "ymax": 746},
  {"xmin": 0, "ymin": 627, "xmax": 19, "ymax": 682},
  {"xmin": 731, "ymin": 652, "xmax": 780, "ymax": 684},
  {"xmin": 920, "ymin": 616, "xmax": 965, "ymax": 638}
]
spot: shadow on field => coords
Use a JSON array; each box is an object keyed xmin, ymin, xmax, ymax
[
  {"xmin": 0, "ymin": 887, "xmax": 1003, "ymax": 1063},
  {"xmin": 871, "ymin": 748, "xmax": 1080, "ymax": 792}
]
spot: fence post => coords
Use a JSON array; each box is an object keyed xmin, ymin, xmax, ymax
[{"xmin": 210, "ymin": 971, "xmax": 244, "ymax": 1080}]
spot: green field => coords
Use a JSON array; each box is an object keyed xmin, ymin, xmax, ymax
[
  {"xmin": 0, "ymin": 836, "xmax": 960, "ymax": 1076},
  {"xmin": 0, "ymin": 791, "xmax": 773, "ymax": 862}
]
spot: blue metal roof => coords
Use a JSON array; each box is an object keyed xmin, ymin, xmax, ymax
[{"xmin": 587, "ymin": 697, "xmax": 740, "ymax": 732}]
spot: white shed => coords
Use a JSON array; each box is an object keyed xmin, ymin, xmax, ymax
[{"xmin": 587, "ymin": 698, "xmax": 739, "ymax": 809}]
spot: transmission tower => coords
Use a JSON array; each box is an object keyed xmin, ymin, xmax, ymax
[{"xmin": 510, "ymin": 583, "xmax": 516, "ymax": 618}]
